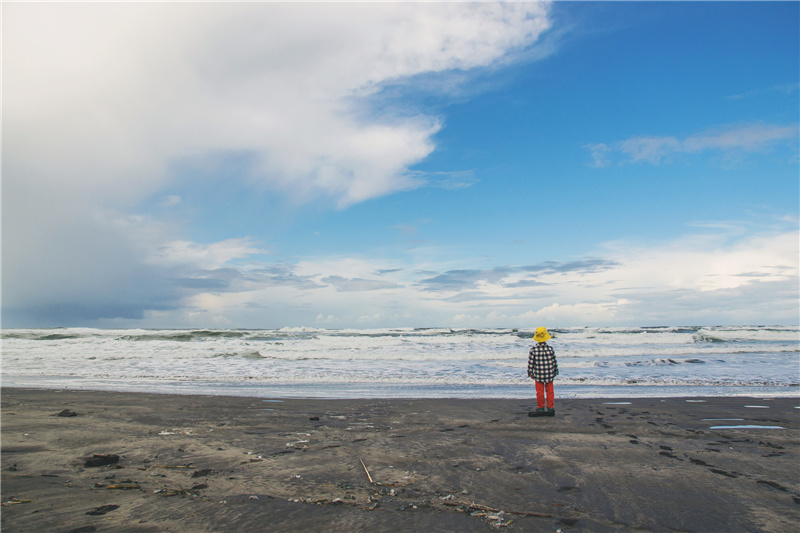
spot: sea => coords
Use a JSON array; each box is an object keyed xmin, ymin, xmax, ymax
[{"xmin": 2, "ymin": 325, "xmax": 798, "ymax": 399}]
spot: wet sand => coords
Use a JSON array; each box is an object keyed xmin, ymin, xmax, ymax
[{"xmin": 2, "ymin": 388, "xmax": 798, "ymax": 532}]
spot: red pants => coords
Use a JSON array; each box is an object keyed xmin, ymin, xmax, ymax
[{"xmin": 535, "ymin": 381, "xmax": 554, "ymax": 409}]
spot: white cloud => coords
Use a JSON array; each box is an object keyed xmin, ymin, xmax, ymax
[
  {"xmin": 322, "ymin": 276, "xmax": 400, "ymax": 292},
  {"xmin": 520, "ymin": 300, "xmax": 632, "ymax": 324},
  {"xmin": 316, "ymin": 314, "xmax": 340, "ymax": 325},
  {"xmin": 411, "ymin": 170, "xmax": 479, "ymax": 190},
  {"xmin": 599, "ymin": 230, "xmax": 798, "ymax": 294},
  {"xmin": 584, "ymin": 142, "xmax": 612, "ymax": 168},
  {"xmin": 726, "ymin": 82, "xmax": 800, "ymax": 100},
  {"xmin": 127, "ymin": 219, "xmax": 798, "ymax": 329},
  {"xmin": 147, "ymin": 238, "xmax": 266, "ymax": 270},
  {"xmin": 5, "ymin": 4, "xmax": 796, "ymax": 329},
  {"xmin": 446, "ymin": 223, "xmax": 797, "ymax": 326},
  {"xmin": 620, "ymin": 136, "xmax": 682, "ymax": 164},
  {"xmin": 5, "ymin": 1, "xmax": 551, "ymax": 207},
  {"xmin": 682, "ymin": 124, "xmax": 798, "ymax": 153},
  {"xmin": 589, "ymin": 123, "xmax": 798, "ymax": 166},
  {"xmin": 2, "ymin": 2, "xmax": 552, "ymax": 326},
  {"xmin": 161, "ymin": 195, "xmax": 182, "ymax": 208},
  {"xmin": 211, "ymin": 315, "xmax": 232, "ymax": 326}
]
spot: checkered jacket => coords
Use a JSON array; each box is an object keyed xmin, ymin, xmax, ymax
[{"xmin": 528, "ymin": 342, "xmax": 558, "ymax": 383}]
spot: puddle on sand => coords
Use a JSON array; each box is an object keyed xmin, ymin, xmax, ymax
[{"xmin": 709, "ymin": 425, "xmax": 785, "ymax": 430}]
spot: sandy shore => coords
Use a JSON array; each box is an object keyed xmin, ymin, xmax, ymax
[{"xmin": 2, "ymin": 388, "xmax": 798, "ymax": 532}]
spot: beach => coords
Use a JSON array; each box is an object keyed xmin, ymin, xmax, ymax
[{"xmin": 2, "ymin": 388, "xmax": 798, "ymax": 532}]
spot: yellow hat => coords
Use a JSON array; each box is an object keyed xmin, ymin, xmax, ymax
[{"xmin": 533, "ymin": 326, "xmax": 551, "ymax": 343}]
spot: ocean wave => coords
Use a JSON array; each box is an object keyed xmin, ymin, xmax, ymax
[
  {"xmin": 37, "ymin": 333, "xmax": 85, "ymax": 341},
  {"xmin": 624, "ymin": 358, "xmax": 707, "ymax": 366},
  {"xmin": 1, "ymin": 330, "xmax": 93, "ymax": 341},
  {"xmin": 3, "ymin": 325, "xmax": 798, "ymax": 392},
  {"xmin": 3, "ymin": 324, "xmax": 796, "ymax": 343},
  {"xmin": 693, "ymin": 333, "xmax": 728, "ymax": 343},
  {"xmin": 120, "ymin": 330, "xmax": 249, "ymax": 342},
  {"xmin": 3, "ymin": 369, "xmax": 796, "ymax": 389},
  {"xmin": 559, "ymin": 377, "xmax": 799, "ymax": 387},
  {"xmin": 212, "ymin": 351, "xmax": 264, "ymax": 359}
]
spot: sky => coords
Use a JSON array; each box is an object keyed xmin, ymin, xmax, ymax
[{"xmin": 2, "ymin": 0, "xmax": 798, "ymax": 329}]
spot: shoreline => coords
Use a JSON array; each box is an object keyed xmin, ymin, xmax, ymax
[
  {"xmin": 3, "ymin": 379, "xmax": 798, "ymax": 400},
  {"xmin": 2, "ymin": 388, "xmax": 799, "ymax": 532}
]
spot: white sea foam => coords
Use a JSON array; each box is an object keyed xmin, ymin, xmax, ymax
[{"xmin": 2, "ymin": 325, "xmax": 798, "ymax": 398}]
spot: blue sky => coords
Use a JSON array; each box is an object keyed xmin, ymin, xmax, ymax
[{"xmin": 3, "ymin": 1, "xmax": 798, "ymax": 329}]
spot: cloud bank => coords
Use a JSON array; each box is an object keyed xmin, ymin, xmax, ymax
[
  {"xmin": 133, "ymin": 220, "xmax": 798, "ymax": 328},
  {"xmin": 2, "ymin": 2, "xmax": 552, "ymax": 326},
  {"xmin": 4, "ymin": 3, "xmax": 797, "ymax": 329},
  {"xmin": 6, "ymin": 2, "xmax": 552, "ymax": 206}
]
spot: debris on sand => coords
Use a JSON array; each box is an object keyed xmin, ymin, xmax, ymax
[
  {"xmin": 107, "ymin": 484, "xmax": 140, "ymax": 490},
  {"xmin": 440, "ymin": 499, "xmax": 551, "ymax": 518},
  {"xmin": 67, "ymin": 526, "xmax": 97, "ymax": 533},
  {"xmin": 84, "ymin": 454, "xmax": 120, "ymax": 467},
  {"xmin": 360, "ymin": 458, "xmax": 374, "ymax": 484},
  {"xmin": 86, "ymin": 504, "xmax": 119, "ymax": 515},
  {"xmin": 2, "ymin": 498, "xmax": 34, "ymax": 506}
]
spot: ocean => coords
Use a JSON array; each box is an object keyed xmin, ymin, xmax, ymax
[{"xmin": 2, "ymin": 325, "xmax": 798, "ymax": 399}]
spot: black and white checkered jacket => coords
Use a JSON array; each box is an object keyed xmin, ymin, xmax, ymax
[{"xmin": 527, "ymin": 342, "xmax": 558, "ymax": 383}]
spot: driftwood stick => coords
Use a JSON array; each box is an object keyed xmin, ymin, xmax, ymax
[
  {"xmin": 440, "ymin": 500, "xmax": 551, "ymax": 518},
  {"xmin": 506, "ymin": 510, "xmax": 553, "ymax": 518},
  {"xmin": 469, "ymin": 502, "xmax": 499, "ymax": 512},
  {"xmin": 1, "ymin": 498, "xmax": 35, "ymax": 505},
  {"xmin": 359, "ymin": 458, "xmax": 374, "ymax": 484},
  {"xmin": 106, "ymin": 484, "xmax": 140, "ymax": 490}
]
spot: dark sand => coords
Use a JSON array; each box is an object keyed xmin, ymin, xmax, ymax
[{"xmin": 2, "ymin": 388, "xmax": 798, "ymax": 532}]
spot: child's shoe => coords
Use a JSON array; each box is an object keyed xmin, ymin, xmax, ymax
[
  {"xmin": 528, "ymin": 408, "xmax": 547, "ymax": 417},
  {"xmin": 546, "ymin": 408, "xmax": 555, "ymax": 417}
]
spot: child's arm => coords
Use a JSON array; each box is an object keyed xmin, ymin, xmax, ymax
[
  {"xmin": 551, "ymin": 346, "xmax": 558, "ymax": 376},
  {"xmin": 527, "ymin": 347, "xmax": 535, "ymax": 378}
]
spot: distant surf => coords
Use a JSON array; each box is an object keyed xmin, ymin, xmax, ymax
[{"xmin": 2, "ymin": 325, "xmax": 798, "ymax": 398}]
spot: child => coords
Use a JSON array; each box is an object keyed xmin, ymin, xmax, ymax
[{"xmin": 527, "ymin": 326, "xmax": 558, "ymax": 417}]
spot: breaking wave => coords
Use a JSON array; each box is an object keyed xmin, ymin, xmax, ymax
[{"xmin": 2, "ymin": 325, "xmax": 798, "ymax": 396}]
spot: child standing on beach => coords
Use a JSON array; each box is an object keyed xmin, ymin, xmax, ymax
[{"xmin": 528, "ymin": 326, "xmax": 558, "ymax": 417}]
